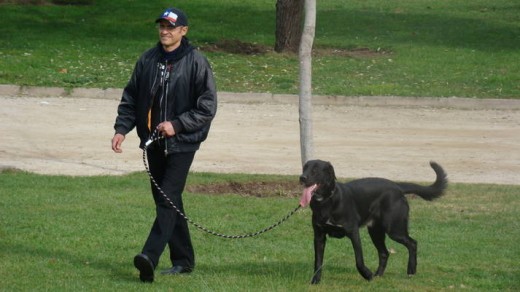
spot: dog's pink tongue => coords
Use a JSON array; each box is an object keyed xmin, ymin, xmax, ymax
[{"xmin": 300, "ymin": 184, "xmax": 317, "ymax": 207}]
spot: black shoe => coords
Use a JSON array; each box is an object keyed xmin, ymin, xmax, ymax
[
  {"xmin": 134, "ymin": 253, "xmax": 154, "ymax": 283},
  {"xmin": 161, "ymin": 265, "xmax": 193, "ymax": 275}
]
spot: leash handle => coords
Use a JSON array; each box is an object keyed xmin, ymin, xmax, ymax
[
  {"xmin": 144, "ymin": 130, "xmax": 164, "ymax": 149},
  {"xmin": 145, "ymin": 139, "xmax": 154, "ymax": 147}
]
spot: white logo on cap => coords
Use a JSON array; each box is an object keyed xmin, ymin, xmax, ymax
[{"xmin": 163, "ymin": 11, "xmax": 178, "ymax": 23}]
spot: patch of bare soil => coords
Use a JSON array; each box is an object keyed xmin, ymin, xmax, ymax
[
  {"xmin": 198, "ymin": 39, "xmax": 389, "ymax": 57},
  {"xmin": 314, "ymin": 47, "xmax": 390, "ymax": 58},
  {"xmin": 186, "ymin": 181, "xmax": 301, "ymax": 198},
  {"xmin": 199, "ymin": 40, "xmax": 271, "ymax": 55}
]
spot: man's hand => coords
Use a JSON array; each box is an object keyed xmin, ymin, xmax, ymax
[
  {"xmin": 112, "ymin": 133, "xmax": 125, "ymax": 153},
  {"xmin": 157, "ymin": 121, "xmax": 176, "ymax": 137}
]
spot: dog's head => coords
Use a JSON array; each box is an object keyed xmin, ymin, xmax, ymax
[{"xmin": 299, "ymin": 159, "xmax": 337, "ymax": 207}]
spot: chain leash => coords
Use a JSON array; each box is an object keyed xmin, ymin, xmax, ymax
[{"xmin": 142, "ymin": 131, "xmax": 301, "ymax": 239}]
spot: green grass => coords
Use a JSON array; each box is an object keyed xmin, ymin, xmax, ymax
[
  {"xmin": 1, "ymin": 170, "xmax": 519, "ymax": 291},
  {"xmin": 0, "ymin": 0, "xmax": 519, "ymax": 98}
]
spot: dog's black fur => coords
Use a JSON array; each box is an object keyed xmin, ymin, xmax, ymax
[{"xmin": 299, "ymin": 160, "xmax": 447, "ymax": 284}]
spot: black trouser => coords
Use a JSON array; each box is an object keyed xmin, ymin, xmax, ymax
[{"xmin": 141, "ymin": 148, "xmax": 196, "ymax": 270}]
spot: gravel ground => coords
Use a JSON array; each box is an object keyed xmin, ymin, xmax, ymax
[{"xmin": 1, "ymin": 88, "xmax": 519, "ymax": 185}]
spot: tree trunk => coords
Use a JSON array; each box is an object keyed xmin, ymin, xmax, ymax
[
  {"xmin": 298, "ymin": 0, "xmax": 316, "ymax": 165},
  {"xmin": 275, "ymin": 0, "xmax": 304, "ymax": 53}
]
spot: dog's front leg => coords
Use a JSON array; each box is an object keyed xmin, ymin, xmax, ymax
[
  {"xmin": 311, "ymin": 231, "xmax": 326, "ymax": 284},
  {"xmin": 348, "ymin": 230, "xmax": 373, "ymax": 281}
]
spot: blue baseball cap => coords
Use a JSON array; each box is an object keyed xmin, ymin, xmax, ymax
[{"xmin": 155, "ymin": 8, "xmax": 188, "ymax": 27}]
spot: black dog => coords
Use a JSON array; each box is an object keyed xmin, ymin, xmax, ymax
[{"xmin": 299, "ymin": 160, "xmax": 447, "ymax": 284}]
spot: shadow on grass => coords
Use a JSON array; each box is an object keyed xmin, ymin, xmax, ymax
[
  {"xmin": 316, "ymin": 8, "xmax": 519, "ymax": 52},
  {"xmin": 2, "ymin": 241, "xmax": 138, "ymax": 282}
]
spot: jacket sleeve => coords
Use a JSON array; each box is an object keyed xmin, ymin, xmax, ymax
[
  {"xmin": 114, "ymin": 60, "xmax": 140, "ymax": 135},
  {"xmin": 173, "ymin": 52, "xmax": 217, "ymax": 133}
]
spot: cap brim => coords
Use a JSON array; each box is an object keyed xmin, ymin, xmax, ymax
[{"xmin": 155, "ymin": 18, "xmax": 176, "ymax": 26}]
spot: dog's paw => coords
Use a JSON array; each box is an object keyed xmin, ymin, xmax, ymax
[
  {"xmin": 362, "ymin": 270, "xmax": 373, "ymax": 281},
  {"xmin": 357, "ymin": 266, "xmax": 373, "ymax": 281},
  {"xmin": 311, "ymin": 276, "xmax": 321, "ymax": 285}
]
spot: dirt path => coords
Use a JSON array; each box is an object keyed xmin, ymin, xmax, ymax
[{"xmin": 1, "ymin": 94, "xmax": 519, "ymax": 185}]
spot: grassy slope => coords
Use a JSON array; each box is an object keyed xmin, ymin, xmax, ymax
[{"xmin": 0, "ymin": 0, "xmax": 519, "ymax": 98}]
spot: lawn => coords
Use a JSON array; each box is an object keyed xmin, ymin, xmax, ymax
[
  {"xmin": 0, "ymin": 0, "xmax": 519, "ymax": 98},
  {"xmin": 0, "ymin": 170, "xmax": 518, "ymax": 290}
]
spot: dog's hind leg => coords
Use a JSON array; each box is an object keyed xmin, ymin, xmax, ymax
[
  {"xmin": 384, "ymin": 193, "xmax": 418, "ymax": 275},
  {"xmin": 368, "ymin": 224, "xmax": 390, "ymax": 276},
  {"xmin": 386, "ymin": 217, "xmax": 417, "ymax": 275},
  {"xmin": 389, "ymin": 232, "xmax": 417, "ymax": 275},
  {"xmin": 347, "ymin": 230, "xmax": 373, "ymax": 281}
]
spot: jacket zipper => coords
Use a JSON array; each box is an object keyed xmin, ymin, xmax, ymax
[{"xmin": 162, "ymin": 61, "xmax": 172, "ymax": 156}]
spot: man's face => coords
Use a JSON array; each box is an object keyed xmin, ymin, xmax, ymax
[{"xmin": 157, "ymin": 20, "xmax": 188, "ymax": 52}]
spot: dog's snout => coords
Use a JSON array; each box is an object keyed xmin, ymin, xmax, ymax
[{"xmin": 299, "ymin": 175, "xmax": 307, "ymax": 184}]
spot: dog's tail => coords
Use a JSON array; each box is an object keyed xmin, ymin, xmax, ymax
[{"xmin": 398, "ymin": 161, "xmax": 448, "ymax": 201}]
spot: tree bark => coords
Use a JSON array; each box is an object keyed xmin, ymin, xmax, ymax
[
  {"xmin": 298, "ymin": 0, "xmax": 316, "ymax": 165},
  {"xmin": 275, "ymin": 0, "xmax": 304, "ymax": 53}
]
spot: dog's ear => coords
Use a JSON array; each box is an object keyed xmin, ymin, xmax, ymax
[{"xmin": 326, "ymin": 161, "xmax": 336, "ymax": 181}]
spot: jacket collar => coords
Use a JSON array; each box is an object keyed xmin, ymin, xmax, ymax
[{"xmin": 158, "ymin": 37, "xmax": 194, "ymax": 63}]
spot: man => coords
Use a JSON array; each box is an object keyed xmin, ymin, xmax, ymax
[{"xmin": 111, "ymin": 7, "xmax": 217, "ymax": 283}]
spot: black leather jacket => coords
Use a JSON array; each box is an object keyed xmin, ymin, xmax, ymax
[{"xmin": 114, "ymin": 39, "xmax": 217, "ymax": 154}]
